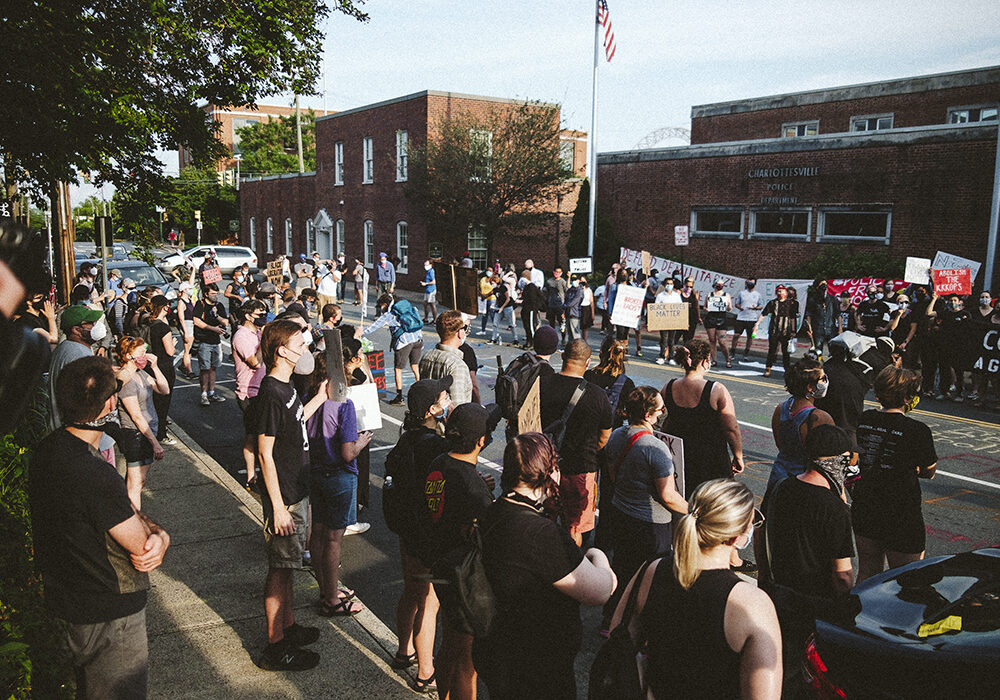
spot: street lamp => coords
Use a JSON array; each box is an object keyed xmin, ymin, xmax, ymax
[
  {"xmin": 155, "ymin": 206, "xmax": 166, "ymax": 243},
  {"xmin": 234, "ymin": 154, "xmax": 242, "ymax": 192}
]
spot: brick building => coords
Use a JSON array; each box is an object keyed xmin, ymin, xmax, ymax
[
  {"xmin": 238, "ymin": 91, "xmax": 585, "ymax": 287},
  {"xmin": 598, "ymin": 65, "xmax": 1000, "ymax": 287}
]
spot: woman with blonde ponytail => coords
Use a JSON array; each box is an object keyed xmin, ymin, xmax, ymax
[{"xmin": 609, "ymin": 479, "xmax": 782, "ymax": 699}]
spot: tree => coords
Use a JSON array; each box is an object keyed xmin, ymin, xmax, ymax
[
  {"xmin": 404, "ymin": 101, "xmax": 574, "ymax": 262},
  {"xmin": 2, "ymin": 0, "xmax": 368, "ymax": 198},
  {"xmin": 236, "ymin": 111, "xmax": 318, "ymax": 176},
  {"xmin": 566, "ymin": 178, "xmax": 622, "ymax": 276}
]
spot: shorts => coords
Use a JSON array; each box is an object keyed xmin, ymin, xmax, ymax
[
  {"xmin": 424, "ymin": 291, "xmax": 436, "ymax": 304},
  {"xmin": 852, "ymin": 498, "xmax": 926, "ymax": 554},
  {"xmin": 197, "ymin": 342, "xmax": 222, "ymax": 370},
  {"xmin": 733, "ymin": 320, "xmax": 756, "ymax": 336},
  {"xmin": 183, "ymin": 320, "xmax": 194, "ymax": 339},
  {"xmin": 394, "ymin": 339, "xmax": 423, "ymax": 368},
  {"xmin": 262, "ymin": 496, "xmax": 309, "ymax": 568},
  {"xmin": 704, "ymin": 312, "xmax": 728, "ymax": 330},
  {"xmin": 66, "ymin": 608, "xmax": 148, "ymax": 700},
  {"xmin": 310, "ymin": 469, "xmax": 357, "ymax": 530},
  {"xmin": 558, "ymin": 471, "xmax": 597, "ymax": 536}
]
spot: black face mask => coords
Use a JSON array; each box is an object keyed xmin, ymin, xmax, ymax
[
  {"xmin": 253, "ymin": 316, "xmax": 267, "ymax": 327},
  {"xmin": 70, "ymin": 419, "xmax": 147, "ymax": 463}
]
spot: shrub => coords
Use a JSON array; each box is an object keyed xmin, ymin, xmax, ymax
[{"xmin": 782, "ymin": 244, "xmax": 906, "ymax": 280}]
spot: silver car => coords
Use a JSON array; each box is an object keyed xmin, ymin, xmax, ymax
[{"xmin": 158, "ymin": 245, "xmax": 258, "ymax": 276}]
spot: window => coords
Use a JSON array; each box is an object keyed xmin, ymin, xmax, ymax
[
  {"xmin": 396, "ymin": 130, "xmax": 408, "ymax": 181},
  {"xmin": 266, "ymin": 218, "xmax": 274, "ymax": 253},
  {"xmin": 305, "ymin": 220, "xmax": 315, "ymax": 255},
  {"xmin": 750, "ymin": 208, "xmax": 811, "ymax": 240},
  {"xmin": 396, "ymin": 221, "xmax": 408, "ymax": 273},
  {"xmin": 334, "ymin": 142, "xmax": 344, "ymax": 185},
  {"xmin": 364, "ymin": 220, "xmax": 374, "ymax": 266},
  {"xmin": 467, "ymin": 227, "xmax": 487, "ymax": 270},
  {"xmin": 851, "ymin": 114, "xmax": 893, "ymax": 132},
  {"xmin": 690, "ymin": 208, "xmax": 743, "ymax": 238},
  {"xmin": 284, "ymin": 218, "xmax": 292, "ymax": 254},
  {"xmin": 336, "ymin": 219, "xmax": 345, "ymax": 257},
  {"xmin": 818, "ymin": 208, "xmax": 891, "ymax": 244},
  {"xmin": 560, "ymin": 141, "xmax": 576, "ymax": 172},
  {"xmin": 948, "ymin": 105, "xmax": 998, "ymax": 124},
  {"xmin": 249, "ymin": 217, "xmax": 256, "ymax": 251},
  {"xmin": 231, "ymin": 117, "xmax": 260, "ymax": 156},
  {"xmin": 469, "ymin": 128, "xmax": 493, "ymax": 180},
  {"xmin": 781, "ymin": 121, "xmax": 819, "ymax": 138},
  {"xmin": 362, "ymin": 137, "xmax": 373, "ymax": 183}
]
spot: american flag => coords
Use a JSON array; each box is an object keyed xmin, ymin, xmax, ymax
[{"xmin": 597, "ymin": 0, "xmax": 616, "ymax": 62}]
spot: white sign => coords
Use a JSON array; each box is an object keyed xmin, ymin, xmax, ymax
[
  {"xmin": 674, "ymin": 225, "xmax": 689, "ymax": 247},
  {"xmin": 706, "ymin": 294, "xmax": 729, "ymax": 313},
  {"xmin": 196, "ymin": 220, "xmax": 203, "ymax": 230},
  {"xmin": 610, "ymin": 284, "xmax": 647, "ymax": 329},
  {"xmin": 904, "ymin": 256, "xmax": 932, "ymax": 285},
  {"xmin": 933, "ymin": 251, "xmax": 981, "ymax": 283},
  {"xmin": 347, "ymin": 383, "xmax": 383, "ymax": 432},
  {"xmin": 569, "ymin": 257, "xmax": 593, "ymax": 274}
]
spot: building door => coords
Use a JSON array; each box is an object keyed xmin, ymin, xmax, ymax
[{"xmin": 317, "ymin": 226, "xmax": 333, "ymax": 259}]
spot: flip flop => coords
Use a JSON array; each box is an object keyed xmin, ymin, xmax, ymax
[
  {"xmin": 338, "ymin": 587, "xmax": 355, "ymax": 601},
  {"xmin": 318, "ymin": 598, "xmax": 363, "ymax": 617}
]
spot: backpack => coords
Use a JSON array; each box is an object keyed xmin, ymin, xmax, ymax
[
  {"xmin": 383, "ymin": 431, "xmax": 444, "ymax": 538},
  {"xmin": 544, "ymin": 379, "xmax": 587, "ymax": 451},
  {"xmin": 605, "ymin": 373, "xmax": 628, "ymax": 418},
  {"xmin": 495, "ymin": 352, "xmax": 548, "ymax": 429},
  {"xmin": 547, "ymin": 281, "xmax": 564, "ymax": 310},
  {"xmin": 589, "ymin": 559, "xmax": 653, "ymax": 700},
  {"xmin": 430, "ymin": 519, "xmax": 498, "ymax": 638},
  {"xmin": 389, "ymin": 299, "xmax": 423, "ymax": 345}
]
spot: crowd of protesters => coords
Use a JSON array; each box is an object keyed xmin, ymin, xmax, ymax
[{"xmin": 15, "ymin": 244, "xmax": 996, "ymax": 700}]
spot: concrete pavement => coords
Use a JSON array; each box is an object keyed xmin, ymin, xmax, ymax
[{"xmin": 141, "ymin": 420, "xmax": 419, "ymax": 699}]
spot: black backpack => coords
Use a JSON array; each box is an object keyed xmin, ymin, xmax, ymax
[
  {"xmin": 543, "ymin": 379, "xmax": 586, "ymax": 451},
  {"xmin": 495, "ymin": 352, "xmax": 548, "ymax": 430},
  {"xmin": 430, "ymin": 519, "xmax": 498, "ymax": 639},
  {"xmin": 382, "ymin": 431, "xmax": 445, "ymax": 538},
  {"xmin": 589, "ymin": 559, "xmax": 653, "ymax": 700}
]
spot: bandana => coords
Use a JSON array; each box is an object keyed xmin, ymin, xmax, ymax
[{"xmin": 812, "ymin": 454, "xmax": 854, "ymax": 496}]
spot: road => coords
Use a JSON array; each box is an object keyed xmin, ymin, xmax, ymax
[{"xmin": 164, "ymin": 292, "xmax": 1000, "ymax": 692}]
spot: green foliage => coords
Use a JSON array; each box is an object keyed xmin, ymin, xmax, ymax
[
  {"xmin": 2, "ymin": 0, "xmax": 368, "ymax": 198},
  {"xmin": 0, "ymin": 388, "xmax": 74, "ymax": 699},
  {"xmin": 405, "ymin": 101, "xmax": 574, "ymax": 261},
  {"xmin": 236, "ymin": 110, "xmax": 318, "ymax": 176},
  {"xmin": 782, "ymin": 244, "xmax": 906, "ymax": 280},
  {"xmin": 566, "ymin": 179, "xmax": 623, "ymax": 276}
]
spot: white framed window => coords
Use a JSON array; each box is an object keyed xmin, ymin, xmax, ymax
[
  {"xmin": 749, "ymin": 208, "xmax": 811, "ymax": 241},
  {"xmin": 781, "ymin": 121, "xmax": 819, "ymax": 138},
  {"xmin": 467, "ymin": 227, "xmax": 487, "ymax": 270},
  {"xmin": 284, "ymin": 218, "xmax": 293, "ymax": 254},
  {"xmin": 266, "ymin": 218, "xmax": 274, "ymax": 253},
  {"xmin": 231, "ymin": 117, "xmax": 260, "ymax": 156},
  {"xmin": 851, "ymin": 114, "xmax": 893, "ymax": 132},
  {"xmin": 690, "ymin": 207, "xmax": 744, "ymax": 238},
  {"xmin": 362, "ymin": 137, "xmax": 373, "ymax": 183},
  {"xmin": 334, "ymin": 141, "xmax": 344, "ymax": 185},
  {"xmin": 364, "ymin": 220, "xmax": 374, "ymax": 266},
  {"xmin": 249, "ymin": 217, "xmax": 256, "ymax": 251},
  {"xmin": 818, "ymin": 207, "xmax": 891, "ymax": 244},
  {"xmin": 948, "ymin": 105, "xmax": 998, "ymax": 124},
  {"xmin": 336, "ymin": 219, "xmax": 345, "ymax": 257},
  {"xmin": 396, "ymin": 130, "xmax": 409, "ymax": 181},
  {"xmin": 469, "ymin": 128, "xmax": 493, "ymax": 180},
  {"xmin": 396, "ymin": 221, "xmax": 409, "ymax": 273},
  {"xmin": 305, "ymin": 220, "xmax": 315, "ymax": 255},
  {"xmin": 560, "ymin": 140, "xmax": 576, "ymax": 172}
]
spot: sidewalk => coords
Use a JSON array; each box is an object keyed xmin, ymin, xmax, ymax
[{"xmin": 141, "ymin": 421, "xmax": 418, "ymax": 699}]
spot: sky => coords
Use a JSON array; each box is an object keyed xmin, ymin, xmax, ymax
[{"xmin": 77, "ymin": 0, "xmax": 1000, "ymax": 199}]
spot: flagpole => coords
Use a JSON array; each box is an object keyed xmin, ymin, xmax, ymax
[{"xmin": 587, "ymin": 1, "xmax": 600, "ymax": 260}]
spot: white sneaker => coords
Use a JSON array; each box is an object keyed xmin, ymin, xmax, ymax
[
  {"xmin": 345, "ymin": 522, "xmax": 371, "ymax": 536},
  {"xmin": 667, "ymin": 359, "xmax": 678, "ymax": 366},
  {"xmin": 200, "ymin": 394, "xmax": 210, "ymax": 406},
  {"xmin": 655, "ymin": 358, "xmax": 666, "ymax": 365}
]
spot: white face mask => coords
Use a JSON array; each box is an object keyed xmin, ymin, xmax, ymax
[
  {"xmin": 664, "ymin": 284, "xmax": 674, "ymax": 291},
  {"xmin": 571, "ymin": 280, "xmax": 579, "ymax": 287},
  {"xmin": 813, "ymin": 378, "xmax": 829, "ymax": 399},
  {"xmin": 292, "ymin": 348, "xmax": 315, "ymax": 375},
  {"xmin": 89, "ymin": 320, "xmax": 108, "ymax": 342},
  {"xmin": 424, "ymin": 264, "xmax": 432, "ymax": 270},
  {"xmin": 735, "ymin": 527, "xmax": 754, "ymax": 551}
]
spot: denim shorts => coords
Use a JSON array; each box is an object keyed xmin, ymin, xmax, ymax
[
  {"xmin": 310, "ymin": 469, "xmax": 358, "ymax": 530},
  {"xmin": 197, "ymin": 342, "xmax": 222, "ymax": 369}
]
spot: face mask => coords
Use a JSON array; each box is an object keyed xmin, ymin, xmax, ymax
[
  {"xmin": 253, "ymin": 315, "xmax": 267, "ymax": 328},
  {"xmin": 664, "ymin": 284, "xmax": 674, "ymax": 292},
  {"xmin": 425, "ymin": 264, "xmax": 432, "ymax": 271},
  {"xmin": 292, "ymin": 348, "xmax": 315, "ymax": 375},
  {"xmin": 134, "ymin": 355, "xmax": 149, "ymax": 371},
  {"xmin": 735, "ymin": 527, "xmax": 754, "ymax": 551},
  {"xmin": 981, "ymin": 298, "xmax": 991, "ymax": 307},
  {"xmin": 898, "ymin": 302, "xmax": 909, "ymax": 309},
  {"xmin": 813, "ymin": 378, "xmax": 829, "ymax": 399},
  {"xmin": 951, "ymin": 301, "xmax": 962, "ymax": 311},
  {"xmin": 571, "ymin": 280, "xmax": 579, "ymax": 287},
  {"xmin": 905, "ymin": 395, "xmax": 920, "ymax": 413},
  {"xmin": 867, "ymin": 291, "xmax": 876, "ymax": 299},
  {"xmin": 88, "ymin": 321, "xmax": 107, "ymax": 342},
  {"xmin": 715, "ymin": 284, "xmax": 723, "ymax": 291},
  {"xmin": 813, "ymin": 454, "xmax": 852, "ymax": 496},
  {"xmin": 747, "ymin": 282, "xmax": 755, "ymax": 289},
  {"xmin": 434, "ymin": 403, "xmax": 451, "ymax": 422},
  {"xmin": 875, "ymin": 293, "xmax": 884, "ymax": 300}
]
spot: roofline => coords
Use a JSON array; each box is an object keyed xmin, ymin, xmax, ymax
[
  {"xmin": 316, "ymin": 90, "xmax": 559, "ymax": 122},
  {"xmin": 598, "ymin": 122, "xmax": 998, "ymax": 165},
  {"xmin": 691, "ymin": 65, "xmax": 1000, "ymax": 118}
]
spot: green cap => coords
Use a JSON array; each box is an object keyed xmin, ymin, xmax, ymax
[{"xmin": 61, "ymin": 305, "xmax": 104, "ymax": 331}]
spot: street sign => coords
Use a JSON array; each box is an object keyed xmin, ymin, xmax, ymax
[
  {"xmin": 569, "ymin": 257, "xmax": 592, "ymax": 274},
  {"xmin": 196, "ymin": 221, "xmax": 203, "ymax": 230},
  {"xmin": 674, "ymin": 225, "xmax": 689, "ymax": 247},
  {"xmin": 229, "ymin": 219, "xmax": 239, "ymax": 232}
]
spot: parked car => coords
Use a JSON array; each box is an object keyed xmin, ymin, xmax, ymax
[
  {"xmin": 804, "ymin": 548, "xmax": 1000, "ymax": 698},
  {"xmin": 157, "ymin": 245, "xmax": 257, "ymax": 276},
  {"xmin": 104, "ymin": 260, "xmax": 177, "ymax": 300}
]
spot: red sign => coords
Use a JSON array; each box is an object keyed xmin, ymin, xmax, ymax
[
  {"xmin": 201, "ymin": 266, "xmax": 223, "ymax": 285},
  {"xmin": 366, "ymin": 350, "xmax": 386, "ymax": 392},
  {"xmin": 824, "ymin": 278, "xmax": 908, "ymax": 306},
  {"xmin": 932, "ymin": 268, "xmax": 972, "ymax": 296}
]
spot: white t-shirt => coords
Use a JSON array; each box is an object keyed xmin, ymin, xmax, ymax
[
  {"xmin": 735, "ymin": 290, "xmax": 763, "ymax": 322},
  {"xmin": 655, "ymin": 290, "xmax": 682, "ymax": 304},
  {"xmin": 529, "ymin": 268, "xmax": 545, "ymax": 288},
  {"xmin": 317, "ymin": 271, "xmax": 338, "ymax": 296},
  {"xmin": 582, "ymin": 286, "xmax": 594, "ymax": 306}
]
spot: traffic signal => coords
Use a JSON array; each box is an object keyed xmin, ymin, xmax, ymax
[
  {"xmin": 194, "ymin": 210, "xmax": 201, "ymax": 221},
  {"xmin": 161, "ymin": 211, "xmax": 168, "ymax": 222}
]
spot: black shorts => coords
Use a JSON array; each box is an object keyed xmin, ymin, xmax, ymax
[
  {"xmin": 394, "ymin": 339, "xmax": 423, "ymax": 368},
  {"xmin": 852, "ymin": 499, "xmax": 926, "ymax": 554},
  {"xmin": 733, "ymin": 320, "xmax": 756, "ymax": 336},
  {"xmin": 704, "ymin": 312, "xmax": 728, "ymax": 330}
]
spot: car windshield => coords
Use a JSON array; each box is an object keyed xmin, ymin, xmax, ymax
[{"xmin": 113, "ymin": 265, "xmax": 166, "ymax": 286}]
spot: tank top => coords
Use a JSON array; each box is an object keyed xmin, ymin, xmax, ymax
[
  {"xmin": 181, "ymin": 298, "xmax": 194, "ymax": 321},
  {"xmin": 662, "ymin": 379, "xmax": 731, "ymax": 494},
  {"xmin": 642, "ymin": 564, "xmax": 742, "ymax": 699},
  {"xmin": 768, "ymin": 396, "xmax": 816, "ymax": 489}
]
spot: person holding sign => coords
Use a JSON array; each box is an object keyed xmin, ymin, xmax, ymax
[
  {"xmin": 926, "ymin": 291, "xmax": 971, "ymax": 401},
  {"xmin": 969, "ymin": 292, "xmax": 999, "ymax": 405},
  {"xmin": 703, "ymin": 279, "xmax": 733, "ymax": 368},
  {"xmin": 761, "ymin": 286, "xmax": 799, "ymax": 377},
  {"xmin": 653, "ymin": 279, "xmax": 683, "ymax": 365}
]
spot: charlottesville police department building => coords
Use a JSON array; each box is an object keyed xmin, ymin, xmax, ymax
[{"xmin": 597, "ymin": 65, "xmax": 1000, "ymax": 287}]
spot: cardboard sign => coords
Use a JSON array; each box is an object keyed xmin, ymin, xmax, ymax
[
  {"xmin": 610, "ymin": 284, "xmax": 646, "ymax": 329},
  {"xmin": 904, "ymin": 257, "xmax": 932, "ymax": 285},
  {"xmin": 706, "ymin": 294, "xmax": 729, "ymax": 313},
  {"xmin": 322, "ymin": 329, "xmax": 348, "ymax": 402},
  {"xmin": 932, "ymin": 268, "xmax": 972, "ymax": 296},
  {"xmin": 366, "ymin": 350, "xmax": 386, "ymax": 393},
  {"xmin": 433, "ymin": 262, "xmax": 479, "ymax": 317},
  {"xmin": 647, "ymin": 303, "xmax": 688, "ymax": 331},
  {"xmin": 266, "ymin": 260, "xmax": 284, "ymax": 286},
  {"xmin": 517, "ymin": 376, "xmax": 542, "ymax": 435},
  {"xmin": 641, "ymin": 250, "xmax": 651, "ymax": 276},
  {"xmin": 347, "ymin": 383, "xmax": 383, "ymax": 432},
  {"xmin": 674, "ymin": 225, "xmax": 689, "ymax": 247},
  {"xmin": 201, "ymin": 266, "xmax": 223, "ymax": 286},
  {"xmin": 652, "ymin": 431, "xmax": 686, "ymax": 498},
  {"xmin": 569, "ymin": 257, "xmax": 593, "ymax": 274},
  {"xmin": 933, "ymin": 251, "xmax": 981, "ymax": 283}
]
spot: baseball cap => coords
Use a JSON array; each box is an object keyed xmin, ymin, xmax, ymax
[
  {"xmin": 805, "ymin": 424, "xmax": 853, "ymax": 459},
  {"xmin": 258, "ymin": 281, "xmax": 277, "ymax": 295},
  {"xmin": 445, "ymin": 403, "xmax": 503, "ymax": 445},
  {"xmin": 776, "ymin": 284, "xmax": 787, "ymax": 291},
  {"xmin": 533, "ymin": 325, "xmax": 559, "ymax": 355},
  {"xmin": 122, "ymin": 277, "xmax": 137, "ymax": 290},
  {"xmin": 61, "ymin": 305, "xmax": 104, "ymax": 331},
  {"xmin": 379, "ymin": 251, "xmax": 388, "ymax": 258},
  {"xmin": 299, "ymin": 253, "xmax": 307, "ymax": 260},
  {"xmin": 407, "ymin": 377, "xmax": 453, "ymax": 418}
]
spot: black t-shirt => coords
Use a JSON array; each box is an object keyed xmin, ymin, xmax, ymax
[
  {"xmin": 479, "ymin": 496, "xmax": 585, "ymax": 655},
  {"xmin": 193, "ymin": 300, "xmax": 228, "ymax": 345},
  {"xmin": 539, "ymin": 374, "xmax": 613, "ymax": 474},
  {"xmin": 856, "ymin": 299, "xmax": 890, "ymax": 336},
  {"xmin": 13, "ymin": 311, "xmax": 45, "ymax": 332},
  {"xmin": 814, "ymin": 359, "xmax": 868, "ymax": 441},
  {"xmin": 890, "ymin": 309, "xmax": 916, "ymax": 346},
  {"xmin": 28, "ymin": 430, "xmax": 149, "ymax": 624},
  {"xmin": 833, "ymin": 304, "xmax": 855, "ymax": 333},
  {"xmin": 460, "ymin": 342, "xmax": 478, "ymax": 374},
  {"xmin": 148, "ymin": 319, "xmax": 174, "ymax": 376},
  {"xmin": 251, "ymin": 375, "xmax": 310, "ymax": 505},
  {"xmin": 767, "ymin": 477, "xmax": 855, "ymax": 599},
  {"xmin": 420, "ymin": 453, "xmax": 494, "ymax": 566},
  {"xmin": 583, "ymin": 369, "xmax": 635, "ymax": 423}
]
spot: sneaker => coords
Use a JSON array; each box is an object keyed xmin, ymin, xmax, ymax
[
  {"xmin": 283, "ymin": 623, "xmax": 320, "ymax": 647},
  {"xmin": 935, "ymin": 393, "xmax": 947, "ymax": 401},
  {"xmin": 209, "ymin": 393, "xmax": 225, "ymax": 403},
  {"xmin": 967, "ymin": 392, "xmax": 981, "ymax": 402},
  {"xmin": 160, "ymin": 436, "xmax": 177, "ymax": 446},
  {"xmin": 655, "ymin": 358, "xmax": 665, "ymax": 365},
  {"xmin": 200, "ymin": 394, "xmax": 210, "ymax": 406},
  {"xmin": 388, "ymin": 393, "xmax": 405, "ymax": 406},
  {"xmin": 344, "ymin": 522, "xmax": 371, "ymax": 536},
  {"xmin": 951, "ymin": 394, "xmax": 964, "ymax": 403},
  {"xmin": 258, "ymin": 640, "xmax": 320, "ymax": 672},
  {"xmin": 667, "ymin": 359, "xmax": 678, "ymax": 366}
]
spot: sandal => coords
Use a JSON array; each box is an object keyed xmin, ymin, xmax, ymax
[
  {"xmin": 338, "ymin": 587, "xmax": 355, "ymax": 601},
  {"xmin": 390, "ymin": 652, "xmax": 417, "ymax": 669},
  {"xmin": 412, "ymin": 673, "xmax": 437, "ymax": 693},
  {"xmin": 318, "ymin": 598, "xmax": 363, "ymax": 617}
]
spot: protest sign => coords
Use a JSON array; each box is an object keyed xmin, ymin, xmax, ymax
[
  {"xmin": 904, "ymin": 257, "xmax": 932, "ymax": 285},
  {"xmin": 201, "ymin": 266, "xmax": 223, "ymax": 286},
  {"xmin": 641, "ymin": 250, "xmax": 651, "ymax": 276},
  {"xmin": 933, "ymin": 251, "xmax": 981, "ymax": 283},
  {"xmin": 706, "ymin": 294, "xmax": 729, "ymax": 313},
  {"xmin": 610, "ymin": 284, "xmax": 646, "ymax": 329},
  {"xmin": 322, "ymin": 329, "xmax": 348, "ymax": 402},
  {"xmin": 569, "ymin": 257, "xmax": 593, "ymax": 274},
  {"xmin": 347, "ymin": 383, "xmax": 383, "ymax": 432},
  {"xmin": 653, "ymin": 432, "xmax": 686, "ymax": 498},
  {"xmin": 517, "ymin": 377, "xmax": 542, "ymax": 435},
  {"xmin": 433, "ymin": 262, "xmax": 479, "ymax": 317},
  {"xmin": 646, "ymin": 303, "xmax": 688, "ymax": 331},
  {"xmin": 968, "ymin": 329, "xmax": 1000, "ymax": 374},
  {"xmin": 266, "ymin": 260, "xmax": 283, "ymax": 286},
  {"xmin": 366, "ymin": 350, "xmax": 386, "ymax": 392},
  {"xmin": 932, "ymin": 268, "xmax": 972, "ymax": 296}
]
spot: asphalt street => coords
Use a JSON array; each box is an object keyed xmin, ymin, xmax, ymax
[{"xmin": 164, "ymin": 289, "xmax": 1000, "ymax": 691}]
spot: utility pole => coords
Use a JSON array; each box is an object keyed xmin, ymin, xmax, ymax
[
  {"xmin": 295, "ymin": 94, "xmax": 305, "ymax": 173},
  {"xmin": 52, "ymin": 182, "xmax": 75, "ymax": 305}
]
